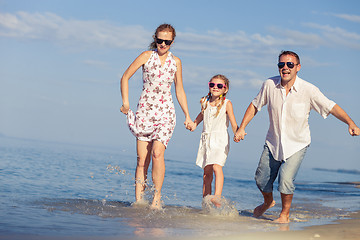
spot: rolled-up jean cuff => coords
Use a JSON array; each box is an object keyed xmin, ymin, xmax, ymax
[
  {"xmin": 255, "ymin": 144, "xmax": 309, "ymax": 194},
  {"xmin": 277, "ymin": 145, "xmax": 308, "ymax": 194}
]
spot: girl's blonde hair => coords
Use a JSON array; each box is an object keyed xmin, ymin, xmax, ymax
[
  {"xmin": 200, "ymin": 74, "xmax": 229, "ymax": 117},
  {"xmin": 149, "ymin": 23, "xmax": 176, "ymax": 50}
]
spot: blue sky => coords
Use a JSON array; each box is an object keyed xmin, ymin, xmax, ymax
[{"xmin": 1, "ymin": 0, "xmax": 359, "ymax": 170}]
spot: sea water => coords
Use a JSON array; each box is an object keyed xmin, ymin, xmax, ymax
[{"xmin": 0, "ymin": 136, "xmax": 359, "ymax": 239}]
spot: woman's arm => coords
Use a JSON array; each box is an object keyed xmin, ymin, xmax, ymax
[
  {"xmin": 173, "ymin": 56, "xmax": 193, "ymax": 128},
  {"xmin": 120, "ymin": 51, "xmax": 151, "ymax": 114}
]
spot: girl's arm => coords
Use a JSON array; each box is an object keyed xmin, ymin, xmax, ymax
[
  {"xmin": 173, "ymin": 56, "xmax": 193, "ymax": 128},
  {"xmin": 226, "ymin": 100, "xmax": 238, "ymax": 135},
  {"xmin": 120, "ymin": 51, "xmax": 151, "ymax": 114},
  {"xmin": 189, "ymin": 112, "xmax": 203, "ymax": 131}
]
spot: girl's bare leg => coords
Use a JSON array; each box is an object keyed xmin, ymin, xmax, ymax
[
  {"xmin": 213, "ymin": 164, "xmax": 224, "ymax": 196},
  {"xmin": 211, "ymin": 164, "xmax": 223, "ymax": 207},
  {"xmin": 203, "ymin": 165, "xmax": 214, "ymax": 197},
  {"xmin": 135, "ymin": 140, "xmax": 152, "ymax": 202},
  {"xmin": 150, "ymin": 140, "xmax": 166, "ymax": 209}
]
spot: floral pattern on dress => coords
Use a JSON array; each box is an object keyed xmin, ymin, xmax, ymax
[{"xmin": 126, "ymin": 50, "xmax": 177, "ymax": 147}]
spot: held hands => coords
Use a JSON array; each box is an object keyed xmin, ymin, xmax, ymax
[
  {"xmin": 233, "ymin": 128, "xmax": 247, "ymax": 142},
  {"xmin": 184, "ymin": 118, "xmax": 196, "ymax": 131}
]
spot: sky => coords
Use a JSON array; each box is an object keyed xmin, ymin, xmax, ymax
[{"xmin": 1, "ymin": 0, "xmax": 359, "ymax": 170}]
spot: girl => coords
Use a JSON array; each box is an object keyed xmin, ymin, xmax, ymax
[
  {"xmin": 189, "ymin": 74, "xmax": 238, "ymax": 207},
  {"xmin": 120, "ymin": 24, "xmax": 193, "ymax": 209}
]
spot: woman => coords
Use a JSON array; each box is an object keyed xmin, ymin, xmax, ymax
[{"xmin": 120, "ymin": 24, "xmax": 193, "ymax": 209}]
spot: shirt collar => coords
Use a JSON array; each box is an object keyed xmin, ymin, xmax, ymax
[
  {"xmin": 275, "ymin": 75, "xmax": 300, "ymax": 92},
  {"xmin": 292, "ymin": 76, "xmax": 300, "ymax": 92}
]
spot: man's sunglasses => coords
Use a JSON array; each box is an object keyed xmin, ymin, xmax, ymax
[
  {"xmin": 277, "ymin": 62, "xmax": 297, "ymax": 69},
  {"xmin": 156, "ymin": 38, "xmax": 173, "ymax": 45},
  {"xmin": 209, "ymin": 82, "xmax": 226, "ymax": 89}
]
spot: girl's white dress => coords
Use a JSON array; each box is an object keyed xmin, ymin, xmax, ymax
[{"xmin": 196, "ymin": 99, "xmax": 230, "ymax": 169}]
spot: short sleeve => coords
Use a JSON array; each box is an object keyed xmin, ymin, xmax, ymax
[
  {"xmin": 310, "ymin": 86, "xmax": 336, "ymax": 119},
  {"xmin": 252, "ymin": 80, "xmax": 269, "ymax": 111}
]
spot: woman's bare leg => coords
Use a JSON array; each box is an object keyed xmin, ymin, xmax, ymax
[
  {"xmin": 135, "ymin": 140, "xmax": 152, "ymax": 202},
  {"xmin": 150, "ymin": 140, "xmax": 166, "ymax": 209}
]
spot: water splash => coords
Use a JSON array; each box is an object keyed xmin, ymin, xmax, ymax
[
  {"xmin": 202, "ymin": 195, "xmax": 239, "ymax": 217},
  {"xmin": 106, "ymin": 164, "xmax": 130, "ymax": 175}
]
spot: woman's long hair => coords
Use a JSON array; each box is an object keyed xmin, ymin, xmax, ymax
[{"xmin": 149, "ymin": 24, "xmax": 176, "ymax": 50}]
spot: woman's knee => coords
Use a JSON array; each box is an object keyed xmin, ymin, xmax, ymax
[
  {"xmin": 152, "ymin": 149, "xmax": 164, "ymax": 161},
  {"xmin": 136, "ymin": 155, "xmax": 148, "ymax": 169},
  {"xmin": 151, "ymin": 141, "xmax": 165, "ymax": 160}
]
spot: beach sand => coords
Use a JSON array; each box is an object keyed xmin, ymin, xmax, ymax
[
  {"xmin": 1, "ymin": 211, "xmax": 359, "ymax": 240},
  {"xmin": 213, "ymin": 211, "xmax": 360, "ymax": 240}
]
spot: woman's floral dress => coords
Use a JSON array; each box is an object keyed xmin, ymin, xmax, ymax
[{"xmin": 126, "ymin": 50, "xmax": 177, "ymax": 147}]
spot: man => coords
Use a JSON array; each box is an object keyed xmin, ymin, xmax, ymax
[{"xmin": 234, "ymin": 50, "xmax": 359, "ymax": 223}]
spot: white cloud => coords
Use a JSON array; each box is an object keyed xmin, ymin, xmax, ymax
[
  {"xmin": 266, "ymin": 26, "xmax": 325, "ymax": 47},
  {"xmin": 331, "ymin": 13, "xmax": 360, "ymax": 23},
  {"xmin": 0, "ymin": 11, "xmax": 150, "ymax": 49},
  {"xmin": 2, "ymin": 11, "xmax": 360, "ymax": 91},
  {"xmin": 2, "ymin": 11, "xmax": 359, "ymax": 54},
  {"xmin": 304, "ymin": 22, "xmax": 360, "ymax": 49}
]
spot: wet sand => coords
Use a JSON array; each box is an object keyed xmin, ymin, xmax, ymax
[
  {"xmin": 216, "ymin": 211, "xmax": 360, "ymax": 240},
  {"xmin": 1, "ymin": 211, "xmax": 359, "ymax": 240}
]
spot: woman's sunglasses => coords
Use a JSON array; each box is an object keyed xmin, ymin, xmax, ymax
[
  {"xmin": 209, "ymin": 82, "xmax": 226, "ymax": 89},
  {"xmin": 156, "ymin": 38, "xmax": 173, "ymax": 45},
  {"xmin": 277, "ymin": 62, "xmax": 297, "ymax": 69}
]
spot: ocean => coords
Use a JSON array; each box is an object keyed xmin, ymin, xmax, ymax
[{"xmin": 1, "ymin": 136, "xmax": 359, "ymax": 239}]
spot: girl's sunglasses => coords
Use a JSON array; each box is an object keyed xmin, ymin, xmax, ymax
[
  {"xmin": 209, "ymin": 82, "xmax": 226, "ymax": 89},
  {"xmin": 156, "ymin": 38, "xmax": 173, "ymax": 45},
  {"xmin": 277, "ymin": 62, "xmax": 297, "ymax": 69}
]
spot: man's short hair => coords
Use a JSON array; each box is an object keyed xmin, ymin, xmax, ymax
[{"xmin": 279, "ymin": 50, "xmax": 300, "ymax": 65}]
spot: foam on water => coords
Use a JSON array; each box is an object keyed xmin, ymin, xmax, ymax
[
  {"xmin": 37, "ymin": 198, "xmax": 281, "ymax": 238},
  {"xmin": 201, "ymin": 195, "xmax": 239, "ymax": 217}
]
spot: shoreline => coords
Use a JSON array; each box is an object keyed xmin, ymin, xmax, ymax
[
  {"xmin": 1, "ymin": 211, "xmax": 359, "ymax": 240},
  {"xmin": 218, "ymin": 211, "xmax": 360, "ymax": 240}
]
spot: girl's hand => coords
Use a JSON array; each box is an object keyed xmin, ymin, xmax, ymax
[
  {"xmin": 234, "ymin": 128, "xmax": 247, "ymax": 142},
  {"xmin": 120, "ymin": 104, "xmax": 130, "ymax": 115}
]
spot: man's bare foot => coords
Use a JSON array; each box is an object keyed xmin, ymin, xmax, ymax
[
  {"xmin": 273, "ymin": 214, "xmax": 289, "ymax": 223},
  {"xmin": 210, "ymin": 196, "xmax": 222, "ymax": 208},
  {"xmin": 253, "ymin": 200, "xmax": 276, "ymax": 218}
]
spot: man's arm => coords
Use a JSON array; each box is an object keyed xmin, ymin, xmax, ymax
[
  {"xmin": 330, "ymin": 104, "xmax": 360, "ymax": 136},
  {"xmin": 234, "ymin": 103, "xmax": 258, "ymax": 142}
]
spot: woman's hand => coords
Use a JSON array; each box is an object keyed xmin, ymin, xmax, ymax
[
  {"xmin": 184, "ymin": 117, "xmax": 194, "ymax": 131},
  {"xmin": 120, "ymin": 104, "xmax": 130, "ymax": 115}
]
